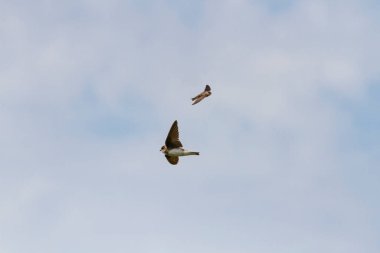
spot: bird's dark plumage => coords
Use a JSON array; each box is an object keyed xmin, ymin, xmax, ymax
[
  {"xmin": 165, "ymin": 120, "xmax": 183, "ymax": 149},
  {"xmin": 165, "ymin": 155, "xmax": 179, "ymax": 165}
]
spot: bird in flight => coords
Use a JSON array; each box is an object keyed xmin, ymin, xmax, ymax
[
  {"xmin": 160, "ymin": 120, "xmax": 199, "ymax": 165},
  {"xmin": 191, "ymin": 84, "xmax": 212, "ymax": 105}
]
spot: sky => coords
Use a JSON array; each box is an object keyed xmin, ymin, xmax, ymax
[{"xmin": 0, "ymin": 0, "xmax": 380, "ymax": 252}]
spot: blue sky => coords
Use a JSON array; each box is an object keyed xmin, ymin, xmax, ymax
[{"xmin": 0, "ymin": 0, "xmax": 380, "ymax": 252}]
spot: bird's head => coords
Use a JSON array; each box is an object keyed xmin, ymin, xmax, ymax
[{"xmin": 160, "ymin": 145, "xmax": 167, "ymax": 153}]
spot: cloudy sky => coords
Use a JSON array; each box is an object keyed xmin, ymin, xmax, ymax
[{"xmin": 1, "ymin": 0, "xmax": 380, "ymax": 252}]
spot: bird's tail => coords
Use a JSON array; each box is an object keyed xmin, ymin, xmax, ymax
[
  {"xmin": 191, "ymin": 97, "xmax": 196, "ymax": 101},
  {"xmin": 189, "ymin": 152, "xmax": 199, "ymax": 155}
]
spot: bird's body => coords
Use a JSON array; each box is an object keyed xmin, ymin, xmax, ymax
[
  {"xmin": 165, "ymin": 147, "xmax": 199, "ymax": 157},
  {"xmin": 192, "ymin": 84, "xmax": 212, "ymax": 105},
  {"xmin": 160, "ymin": 120, "xmax": 199, "ymax": 165}
]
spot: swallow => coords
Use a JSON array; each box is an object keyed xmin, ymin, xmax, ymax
[
  {"xmin": 191, "ymin": 84, "xmax": 212, "ymax": 105},
  {"xmin": 160, "ymin": 120, "xmax": 199, "ymax": 165}
]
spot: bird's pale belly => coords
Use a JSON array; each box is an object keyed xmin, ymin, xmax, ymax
[{"xmin": 167, "ymin": 148, "xmax": 190, "ymax": 156}]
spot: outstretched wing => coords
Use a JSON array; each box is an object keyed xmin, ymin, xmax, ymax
[
  {"xmin": 192, "ymin": 96, "xmax": 204, "ymax": 105},
  {"xmin": 165, "ymin": 155, "xmax": 179, "ymax": 165},
  {"xmin": 165, "ymin": 120, "xmax": 183, "ymax": 149},
  {"xmin": 191, "ymin": 93, "xmax": 202, "ymax": 101},
  {"xmin": 204, "ymin": 85, "xmax": 211, "ymax": 91}
]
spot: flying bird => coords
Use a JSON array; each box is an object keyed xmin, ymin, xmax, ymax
[
  {"xmin": 160, "ymin": 120, "xmax": 199, "ymax": 165},
  {"xmin": 191, "ymin": 84, "xmax": 212, "ymax": 105}
]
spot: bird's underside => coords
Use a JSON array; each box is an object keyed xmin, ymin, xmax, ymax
[
  {"xmin": 191, "ymin": 85, "xmax": 212, "ymax": 105},
  {"xmin": 161, "ymin": 120, "xmax": 199, "ymax": 165}
]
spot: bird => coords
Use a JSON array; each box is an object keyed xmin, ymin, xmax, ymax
[
  {"xmin": 191, "ymin": 84, "xmax": 212, "ymax": 105},
  {"xmin": 160, "ymin": 120, "xmax": 199, "ymax": 165}
]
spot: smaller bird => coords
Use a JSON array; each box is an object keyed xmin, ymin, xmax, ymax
[
  {"xmin": 160, "ymin": 120, "xmax": 199, "ymax": 165},
  {"xmin": 191, "ymin": 84, "xmax": 212, "ymax": 105}
]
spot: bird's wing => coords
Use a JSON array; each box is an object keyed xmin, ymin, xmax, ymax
[
  {"xmin": 165, "ymin": 155, "xmax": 179, "ymax": 165},
  {"xmin": 191, "ymin": 93, "xmax": 202, "ymax": 101},
  {"xmin": 165, "ymin": 120, "xmax": 183, "ymax": 149},
  {"xmin": 205, "ymin": 85, "xmax": 211, "ymax": 91},
  {"xmin": 192, "ymin": 96, "xmax": 204, "ymax": 105}
]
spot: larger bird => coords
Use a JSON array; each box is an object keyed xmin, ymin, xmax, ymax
[
  {"xmin": 160, "ymin": 120, "xmax": 199, "ymax": 165},
  {"xmin": 191, "ymin": 84, "xmax": 212, "ymax": 105}
]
